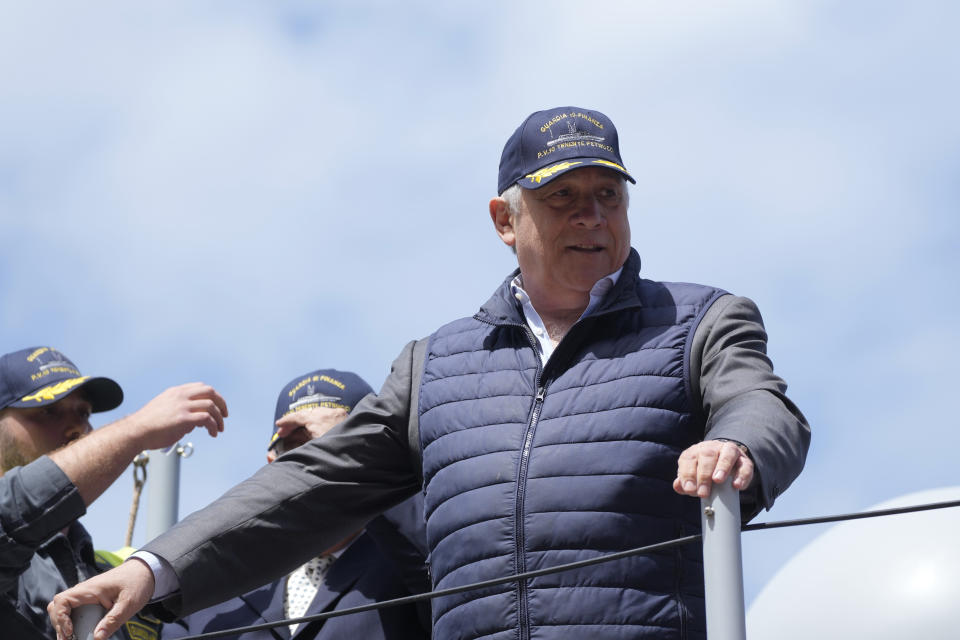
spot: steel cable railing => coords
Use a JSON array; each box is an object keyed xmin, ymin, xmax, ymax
[{"xmin": 153, "ymin": 497, "xmax": 960, "ymax": 640}]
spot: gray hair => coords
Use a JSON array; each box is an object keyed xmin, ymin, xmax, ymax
[
  {"xmin": 500, "ymin": 177, "xmax": 630, "ymax": 216},
  {"xmin": 497, "ymin": 184, "xmax": 523, "ymax": 256},
  {"xmin": 500, "ymin": 184, "xmax": 523, "ymax": 216}
]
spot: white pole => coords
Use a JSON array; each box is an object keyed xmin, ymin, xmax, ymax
[
  {"xmin": 701, "ymin": 478, "xmax": 747, "ymax": 640},
  {"xmin": 145, "ymin": 443, "xmax": 192, "ymax": 541}
]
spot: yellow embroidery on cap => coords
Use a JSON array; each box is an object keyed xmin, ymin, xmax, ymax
[
  {"xmin": 525, "ymin": 161, "xmax": 584, "ymax": 184},
  {"xmin": 591, "ymin": 159, "xmax": 628, "ymax": 172},
  {"xmin": 26, "ymin": 347, "xmax": 50, "ymax": 362},
  {"xmin": 20, "ymin": 377, "xmax": 90, "ymax": 403}
]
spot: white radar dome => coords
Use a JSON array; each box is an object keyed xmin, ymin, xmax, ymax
[{"xmin": 746, "ymin": 486, "xmax": 960, "ymax": 639}]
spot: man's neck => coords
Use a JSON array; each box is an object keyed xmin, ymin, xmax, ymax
[
  {"xmin": 525, "ymin": 293, "xmax": 589, "ymax": 345},
  {"xmin": 514, "ymin": 266, "xmax": 623, "ymax": 349},
  {"xmin": 541, "ymin": 311, "xmax": 582, "ymax": 345}
]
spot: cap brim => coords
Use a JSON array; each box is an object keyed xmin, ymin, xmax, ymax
[
  {"xmin": 267, "ymin": 430, "xmax": 281, "ymax": 451},
  {"xmin": 81, "ymin": 377, "xmax": 124, "ymax": 412},
  {"xmin": 518, "ymin": 157, "xmax": 636, "ymax": 190},
  {"xmin": 8, "ymin": 375, "xmax": 123, "ymax": 413}
]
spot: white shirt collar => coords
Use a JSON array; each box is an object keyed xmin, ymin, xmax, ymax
[{"xmin": 510, "ymin": 266, "xmax": 624, "ymax": 365}]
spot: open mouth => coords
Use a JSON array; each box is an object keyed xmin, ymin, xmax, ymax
[{"xmin": 568, "ymin": 244, "xmax": 605, "ymax": 253}]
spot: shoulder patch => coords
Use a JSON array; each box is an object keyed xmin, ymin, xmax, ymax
[{"xmin": 125, "ymin": 620, "xmax": 159, "ymax": 640}]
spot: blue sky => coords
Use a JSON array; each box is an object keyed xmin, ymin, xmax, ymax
[{"xmin": 2, "ymin": 1, "xmax": 958, "ymax": 610}]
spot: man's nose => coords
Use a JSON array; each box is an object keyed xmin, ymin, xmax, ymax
[
  {"xmin": 573, "ymin": 195, "xmax": 604, "ymax": 227},
  {"xmin": 63, "ymin": 419, "xmax": 91, "ymax": 443}
]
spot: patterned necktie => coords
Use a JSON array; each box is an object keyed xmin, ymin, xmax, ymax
[{"xmin": 284, "ymin": 555, "xmax": 336, "ymax": 634}]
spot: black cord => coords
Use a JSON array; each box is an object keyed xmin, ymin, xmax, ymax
[
  {"xmin": 741, "ymin": 498, "xmax": 960, "ymax": 532},
  {"xmin": 174, "ymin": 498, "xmax": 960, "ymax": 640}
]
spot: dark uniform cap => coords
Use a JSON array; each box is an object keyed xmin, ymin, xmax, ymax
[
  {"xmin": 497, "ymin": 106, "xmax": 635, "ymax": 195},
  {"xmin": 268, "ymin": 368, "xmax": 374, "ymax": 450},
  {"xmin": 0, "ymin": 346, "xmax": 123, "ymax": 413}
]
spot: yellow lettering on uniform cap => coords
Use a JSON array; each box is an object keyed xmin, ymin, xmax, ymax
[
  {"xmin": 31, "ymin": 366, "xmax": 80, "ymax": 381},
  {"xmin": 573, "ymin": 112, "xmax": 603, "ymax": 129},
  {"xmin": 20, "ymin": 377, "xmax": 90, "ymax": 403},
  {"xmin": 317, "ymin": 375, "xmax": 345, "ymax": 390},
  {"xmin": 287, "ymin": 376, "xmax": 313, "ymax": 397},
  {"xmin": 525, "ymin": 161, "xmax": 584, "ymax": 184},
  {"xmin": 26, "ymin": 348, "xmax": 50, "ymax": 362},
  {"xmin": 536, "ymin": 146, "xmax": 558, "ymax": 160},
  {"xmin": 539, "ymin": 113, "xmax": 567, "ymax": 133},
  {"xmin": 288, "ymin": 374, "xmax": 346, "ymax": 397}
]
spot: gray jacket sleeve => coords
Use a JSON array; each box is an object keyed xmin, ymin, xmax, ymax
[
  {"xmin": 144, "ymin": 341, "xmax": 423, "ymax": 619},
  {"xmin": 0, "ymin": 456, "xmax": 86, "ymax": 592},
  {"xmin": 690, "ymin": 294, "xmax": 811, "ymax": 518}
]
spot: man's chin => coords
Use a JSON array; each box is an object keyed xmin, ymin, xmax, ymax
[
  {"xmin": 3, "ymin": 433, "xmax": 91, "ymax": 473},
  {"xmin": 0, "ymin": 448, "xmax": 37, "ymax": 474}
]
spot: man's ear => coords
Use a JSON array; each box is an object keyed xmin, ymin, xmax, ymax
[{"xmin": 489, "ymin": 197, "xmax": 516, "ymax": 248}]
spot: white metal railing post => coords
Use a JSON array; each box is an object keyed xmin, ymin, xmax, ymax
[
  {"xmin": 145, "ymin": 442, "xmax": 193, "ymax": 541},
  {"xmin": 145, "ymin": 446, "xmax": 180, "ymax": 540},
  {"xmin": 701, "ymin": 477, "xmax": 747, "ymax": 640}
]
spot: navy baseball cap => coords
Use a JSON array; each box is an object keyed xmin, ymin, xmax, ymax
[
  {"xmin": 497, "ymin": 106, "xmax": 635, "ymax": 195},
  {"xmin": 268, "ymin": 369, "xmax": 374, "ymax": 450},
  {"xmin": 0, "ymin": 346, "xmax": 123, "ymax": 413}
]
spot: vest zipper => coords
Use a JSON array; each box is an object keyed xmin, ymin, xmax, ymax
[
  {"xmin": 514, "ymin": 382, "xmax": 545, "ymax": 640},
  {"xmin": 474, "ymin": 316, "xmax": 550, "ymax": 639}
]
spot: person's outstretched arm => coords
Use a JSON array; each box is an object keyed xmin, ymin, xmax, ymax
[
  {"xmin": 51, "ymin": 382, "xmax": 228, "ymax": 506},
  {"xmin": 0, "ymin": 383, "xmax": 227, "ymax": 595},
  {"xmin": 49, "ymin": 342, "xmax": 423, "ymax": 640}
]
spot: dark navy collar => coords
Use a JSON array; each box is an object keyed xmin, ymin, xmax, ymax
[{"xmin": 475, "ymin": 248, "xmax": 644, "ymax": 326}]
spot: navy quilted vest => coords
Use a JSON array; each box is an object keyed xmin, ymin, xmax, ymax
[{"xmin": 418, "ymin": 252, "xmax": 725, "ymax": 640}]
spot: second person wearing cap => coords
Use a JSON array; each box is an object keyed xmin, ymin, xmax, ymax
[
  {"xmin": 160, "ymin": 369, "xmax": 429, "ymax": 640},
  {"xmin": 0, "ymin": 345, "xmax": 227, "ymax": 640}
]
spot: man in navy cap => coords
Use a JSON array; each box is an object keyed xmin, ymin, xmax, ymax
[
  {"xmin": 53, "ymin": 107, "xmax": 810, "ymax": 640},
  {"xmin": 160, "ymin": 369, "xmax": 428, "ymax": 640},
  {"xmin": 0, "ymin": 346, "xmax": 227, "ymax": 639}
]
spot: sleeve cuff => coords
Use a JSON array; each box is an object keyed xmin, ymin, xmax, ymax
[{"xmin": 129, "ymin": 550, "xmax": 179, "ymax": 599}]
